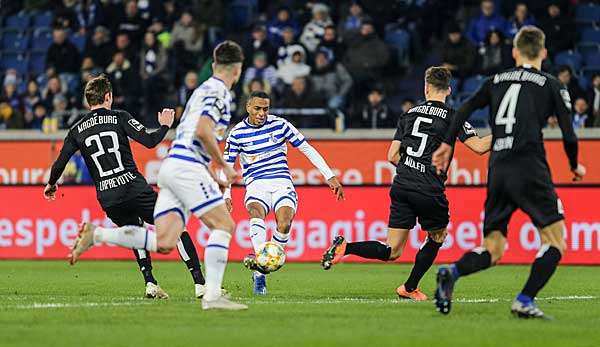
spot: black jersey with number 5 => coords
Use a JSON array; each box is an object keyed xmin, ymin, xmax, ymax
[
  {"xmin": 393, "ymin": 100, "xmax": 477, "ymax": 195},
  {"xmin": 444, "ymin": 66, "xmax": 578, "ymax": 170},
  {"xmin": 48, "ymin": 108, "xmax": 169, "ymax": 207}
]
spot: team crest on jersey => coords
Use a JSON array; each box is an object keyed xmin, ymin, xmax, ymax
[
  {"xmin": 128, "ymin": 119, "xmax": 144, "ymax": 131},
  {"xmin": 270, "ymin": 133, "xmax": 277, "ymax": 143}
]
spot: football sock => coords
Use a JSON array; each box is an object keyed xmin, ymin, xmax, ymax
[
  {"xmin": 177, "ymin": 231, "xmax": 205, "ymax": 285},
  {"xmin": 271, "ymin": 230, "xmax": 290, "ymax": 249},
  {"xmin": 94, "ymin": 226, "xmax": 157, "ymax": 252},
  {"xmin": 133, "ymin": 249, "xmax": 157, "ymax": 285},
  {"xmin": 249, "ymin": 218, "xmax": 267, "ymax": 253},
  {"xmin": 453, "ymin": 247, "xmax": 492, "ymax": 279},
  {"xmin": 404, "ymin": 238, "xmax": 443, "ymax": 292},
  {"xmin": 520, "ymin": 245, "xmax": 562, "ymax": 300},
  {"xmin": 345, "ymin": 241, "xmax": 392, "ymax": 261},
  {"xmin": 204, "ymin": 229, "xmax": 231, "ymax": 301}
]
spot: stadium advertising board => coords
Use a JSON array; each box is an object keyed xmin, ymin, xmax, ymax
[
  {"xmin": 0, "ymin": 186, "xmax": 598, "ymax": 264},
  {"xmin": 0, "ymin": 140, "xmax": 599, "ymax": 185}
]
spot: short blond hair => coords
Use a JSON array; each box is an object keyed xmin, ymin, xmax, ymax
[
  {"xmin": 425, "ymin": 66, "xmax": 452, "ymax": 91},
  {"xmin": 513, "ymin": 26, "xmax": 545, "ymax": 60}
]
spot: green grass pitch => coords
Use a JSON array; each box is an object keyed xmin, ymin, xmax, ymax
[{"xmin": 1, "ymin": 261, "xmax": 599, "ymax": 347}]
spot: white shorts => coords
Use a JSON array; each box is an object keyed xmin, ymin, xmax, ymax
[
  {"xmin": 154, "ymin": 158, "xmax": 224, "ymax": 224},
  {"xmin": 244, "ymin": 178, "xmax": 298, "ymax": 215}
]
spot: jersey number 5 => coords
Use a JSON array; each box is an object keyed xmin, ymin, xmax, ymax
[
  {"xmin": 495, "ymin": 83, "xmax": 521, "ymax": 134},
  {"xmin": 84, "ymin": 131, "xmax": 125, "ymax": 177},
  {"xmin": 406, "ymin": 116, "xmax": 433, "ymax": 158}
]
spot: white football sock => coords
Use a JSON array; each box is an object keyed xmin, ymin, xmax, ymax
[
  {"xmin": 204, "ymin": 229, "xmax": 232, "ymax": 301},
  {"xmin": 94, "ymin": 226, "xmax": 157, "ymax": 252},
  {"xmin": 249, "ymin": 218, "xmax": 267, "ymax": 253},
  {"xmin": 272, "ymin": 230, "xmax": 290, "ymax": 249}
]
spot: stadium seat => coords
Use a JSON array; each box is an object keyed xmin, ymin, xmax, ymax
[
  {"xmin": 581, "ymin": 66, "xmax": 600, "ymax": 82},
  {"xmin": 554, "ymin": 50, "xmax": 583, "ymax": 72},
  {"xmin": 384, "ymin": 27, "xmax": 411, "ymax": 67},
  {"xmin": 70, "ymin": 32, "xmax": 86, "ymax": 53},
  {"xmin": 32, "ymin": 12, "xmax": 53, "ymax": 28},
  {"xmin": 228, "ymin": 0, "xmax": 258, "ymax": 30},
  {"xmin": 577, "ymin": 42, "xmax": 600, "ymax": 62},
  {"xmin": 28, "ymin": 50, "xmax": 46, "ymax": 75},
  {"xmin": 575, "ymin": 4, "xmax": 600, "ymax": 24},
  {"xmin": 470, "ymin": 106, "xmax": 489, "ymax": 128},
  {"xmin": 0, "ymin": 29, "xmax": 28, "ymax": 50},
  {"xmin": 576, "ymin": 22, "xmax": 595, "ymax": 35},
  {"xmin": 0, "ymin": 50, "xmax": 29, "ymax": 76},
  {"xmin": 4, "ymin": 13, "xmax": 30, "ymax": 29},
  {"xmin": 449, "ymin": 78, "xmax": 459, "ymax": 93},
  {"xmin": 31, "ymin": 28, "xmax": 53, "ymax": 50},
  {"xmin": 581, "ymin": 28, "xmax": 600, "ymax": 43},
  {"xmin": 462, "ymin": 75, "xmax": 485, "ymax": 93},
  {"xmin": 584, "ymin": 52, "xmax": 600, "ymax": 66}
]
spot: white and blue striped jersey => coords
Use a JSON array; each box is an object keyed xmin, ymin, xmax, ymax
[
  {"xmin": 224, "ymin": 115, "xmax": 305, "ymax": 185},
  {"xmin": 168, "ymin": 76, "xmax": 232, "ymax": 166}
]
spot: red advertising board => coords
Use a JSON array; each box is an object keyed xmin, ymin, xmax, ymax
[
  {"xmin": 0, "ymin": 140, "xmax": 598, "ymax": 185},
  {"xmin": 0, "ymin": 186, "xmax": 598, "ymax": 264}
]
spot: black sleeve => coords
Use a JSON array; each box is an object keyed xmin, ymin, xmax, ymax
[
  {"xmin": 457, "ymin": 121, "xmax": 478, "ymax": 143},
  {"xmin": 120, "ymin": 111, "xmax": 169, "ymax": 149},
  {"xmin": 444, "ymin": 78, "xmax": 491, "ymax": 144},
  {"xmin": 48, "ymin": 131, "xmax": 79, "ymax": 185},
  {"xmin": 552, "ymin": 80, "xmax": 579, "ymax": 169},
  {"xmin": 392, "ymin": 114, "xmax": 404, "ymax": 141}
]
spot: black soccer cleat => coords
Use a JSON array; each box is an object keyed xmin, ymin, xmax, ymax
[
  {"xmin": 434, "ymin": 266, "xmax": 455, "ymax": 315},
  {"xmin": 511, "ymin": 300, "xmax": 551, "ymax": 320},
  {"xmin": 243, "ymin": 254, "xmax": 269, "ymax": 275}
]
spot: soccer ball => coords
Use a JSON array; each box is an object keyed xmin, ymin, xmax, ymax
[{"xmin": 255, "ymin": 241, "xmax": 286, "ymax": 273}]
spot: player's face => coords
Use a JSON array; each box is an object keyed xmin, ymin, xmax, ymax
[{"xmin": 247, "ymin": 97, "xmax": 270, "ymax": 125}]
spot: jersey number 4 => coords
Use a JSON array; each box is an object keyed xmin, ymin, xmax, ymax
[
  {"xmin": 495, "ymin": 83, "xmax": 521, "ymax": 134},
  {"xmin": 84, "ymin": 131, "xmax": 125, "ymax": 177},
  {"xmin": 406, "ymin": 116, "xmax": 433, "ymax": 158}
]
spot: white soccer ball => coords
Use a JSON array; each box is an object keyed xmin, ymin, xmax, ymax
[{"xmin": 255, "ymin": 241, "xmax": 286, "ymax": 273}]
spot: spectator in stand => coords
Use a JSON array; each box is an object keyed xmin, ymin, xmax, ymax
[
  {"xmin": 441, "ymin": 22, "xmax": 477, "ymax": 79},
  {"xmin": 338, "ymin": 1, "xmax": 365, "ymax": 40},
  {"xmin": 400, "ymin": 98, "xmax": 416, "ymax": 113},
  {"xmin": 51, "ymin": 94, "xmax": 76, "ymax": 128},
  {"xmin": 557, "ymin": 65, "xmax": 585, "ymax": 101},
  {"xmin": 170, "ymin": 10, "xmax": 207, "ymax": 66},
  {"xmin": 152, "ymin": 0, "xmax": 179, "ymax": 31},
  {"xmin": 355, "ymin": 86, "xmax": 393, "ymax": 128},
  {"xmin": 477, "ymin": 29, "xmax": 513, "ymax": 76},
  {"xmin": 106, "ymin": 51, "xmax": 138, "ymax": 112},
  {"xmin": 244, "ymin": 25, "xmax": 277, "ymax": 66},
  {"xmin": 118, "ymin": 0, "xmax": 148, "ymax": 47},
  {"xmin": 238, "ymin": 78, "xmax": 272, "ymax": 118},
  {"xmin": 176, "ymin": 71, "xmax": 199, "ymax": 121},
  {"xmin": 539, "ymin": 2, "xmax": 574, "ymax": 58},
  {"xmin": 83, "ymin": 26, "xmax": 114, "ymax": 69},
  {"xmin": 30, "ymin": 102, "xmax": 48, "ymax": 130},
  {"xmin": 277, "ymin": 49, "xmax": 311, "ymax": 86},
  {"xmin": 572, "ymin": 97, "xmax": 591, "ymax": 129},
  {"xmin": 506, "ymin": 3, "xmax": 535, "ymax": 38},
  {"xmin": 343, "ymin": 19, "xmax": 389, "ymax": 89},
  {"xmin": 140, "ymin": 31, "xmax": 168, "ymax": 123},
  {"xmin": 267, "ymin": 7, "xmax": 300, "ymax": 46},
  {"xmin": 21, "ymin": 80, "xmax": 42, "ymax": 126},
  {"xmin": 317, "ymin": 25, "xmax": 343, "ymax": 64},
  {"xmin": 300, "ymin": 3, "xmax": 334, "ymax": 53},
  {"xmin": 243, "ymin": 51, "xmax": 279, "ymax": 91},
  {"xmin": 74, "ymin": 0, "xmax": 104, "ymax": 35},
  {"xmin": 53, "ymin": 0, "xmax": 79, "ymax": 31},
  {"xmin": 46, "ymin": 28, "xmax": 81, "ymax": 75},
  {"xmin": 589, "ymin": 73, "xmax": 600, "ymax": 127},
  {"xmin": 310, "ymin": 50, "xmax": 353, "ymax": 109},
  {"xmin": 195, "ymin": 0, "xmax": 225, "ymax": 48},
  {"xmin": 276, "ymin": 26, "xmax": 307, "ymax": 67},
  {"xmin": 42, "ymin": 76, "xmax": 70, "ymax": 111},
  {"xmin": 466, "ymin": 0, "xmax": 508, "ymax": 46},
  {"xmin": 1, "ymin": 75, "xmax": 22, "ymax": 114},
  {"xmin": 0, "ymin": 75, "xmax": 24, "ymax": 129},
  {"xmin": 115, "ymin": 32, "xmax": 138, "ymax": 68},
  {"xmin": 279, "ymin": 76, "xmax": 326, "ymax": 127}
]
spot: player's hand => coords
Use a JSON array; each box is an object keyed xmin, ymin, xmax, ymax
[
  {"xmin": 327, "ymin": 177, "xmax": 344, "ymax": 201},
  {"xmin": 432, "ymin": 142, "xmax": 453, "ymax": 175},
  {"xmin": 158, "ymin": 108, "xmax": 175, "ymax": 128},
  {"xmin": 571, "ymin": 164, "xmax": 586, "ymax": 182},
  {"xmin": 225, "ymin": 198, "xmax": 233, "ymax": 212},
  {"xmin": 44, "ymin": 184, "xmax": 58, "ymax": 201}
]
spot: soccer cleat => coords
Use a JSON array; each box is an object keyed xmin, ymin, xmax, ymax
[
  {"xmin": 195, "ymin": 284, "xmax": 231, "ymax": 299},
  {"xmin": 434, "ymin": 266, "xmax": 455, "ymax": 315},
  {"xmin": 243, "ymin": 254, "xmax": 269, "ymax": 275},
  {"xmin": 201, "ymin": 297, "xmax": 248, "ymax": 311},
  {"xmin": 68, "ymin": 223, "xmax": 96, "ymax": 265},
  {"xmin": 511, "ymin": 300, "xmax": 550, "ymax": 320},
  {"xmin": 321, "ymin": 235, "xmax": 347, "ymax": 270},
  {"xmin": 396, "ymin": 285, "xmax": 428, "ymax": 301},
  {"xmin": 145, "ymin": 282, "xmax": 169, "ymax": 299},
  {"xmin": 252, "ymin": 272, "xmax": 267, "ymax": 295}
]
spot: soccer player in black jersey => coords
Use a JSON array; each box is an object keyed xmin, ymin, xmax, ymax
[
  {"xmin": 432, "ymin": 26, "xmax": 586, "ymax": 319},
  {"xmin": 44, "ymin": 75, "xmax": 208, "ymax": 299},
  {"xmin": 321, "ymin": 67, "xmax": 492, "ymax": 300}
]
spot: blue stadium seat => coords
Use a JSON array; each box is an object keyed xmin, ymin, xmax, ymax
[
  {"xmin": 576, "ymin": 22, "xmax": 595, "ymax": 35},
  {"xmin": 228, "ymin": 0, "xmax": 258, "ymax": 30},
  {"xmin": 32, "ymin": 12, "xmax": 53, "ymax": 28},
  {"xmin": 577, "ymin": 42, "xmax": 600, "ymax": 62},
  {"xmin": 1, "ymin": 29, "xmax": 29, "ymax": 50},
  {"xmin": 4, "ymin": 13, "xmax": 30, "ymax": 29},
  {"xmin": 70, "ymin": 32, "xmax": 86, "ymax": 53},
  {"xmin": 575, "ymin": 4, "xmax": 600, "ymax": 23},
  {"xmin": 0, "ymin": 50, "xmax": 29, "ymax": 76},
  {"xmin": 584, "ymin": 52, "xmax": 600, "ymax": 66},
  {"xmin": 581, "ymin": 66, "xmax": 600, "ymax": 82},
  {"xmin": 470, "ymin": 106, "xmax": 489, "ymax": 128},
  {"xmin": 28, "ymin": 49, "xmax": 46, "ymax": 75},
  {"xmin": 462, "ymin": 75, "xmax": 485, "ymax": 93},
  {"xmin": 31, "ymin": 28, "xmax": 52, "ymax": 50},
  {"xmin": 554, "ymin": 50, "xmax": 583, "ymax": 72},
  {"xmin": 449, "ymin": 78, "xmax": 459, "ymax": 93},
  {"xmin": 581, "ymin": 28, "xmax": 600, "ymax": 43}
]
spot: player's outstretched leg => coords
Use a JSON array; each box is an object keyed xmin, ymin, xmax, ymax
[
  {"xmin": 398, "ymin": 231, "xmax": 445, "ymax": 301},
  {"xmin": 243, "ymin": 202, "xmax": 269, "ymax": 295},
  {"xmin": 132, "ymin": 249, "xmax": 169, "ymax": 299},
  {"xmin": 176, "ymin": 231, "xmax": 210, "ymax": 298}
]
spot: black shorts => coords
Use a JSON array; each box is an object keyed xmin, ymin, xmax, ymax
[
  {"xmin": 483, "ymin": 157, "xmax": 563, "ymax": 236},
  {"xmin": 388, "ymin": 184, "xmax": 449, "ymax": 231},
  {"xmin": 103, "ymin": 186, "xmax": 158, "ymax": 227}
]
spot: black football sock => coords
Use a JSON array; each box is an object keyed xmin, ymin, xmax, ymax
[
  {"xmin": 520, "ymin": 246, "xmax": 562, "ymax": 300},
  {"xmin": 453, "ymin": 248, "xmax": 492, "ymax": 278},
  {"xmin": 178, "ymin": 231, "xmax": 205, "ymax": 285},
  {"xmin": 345, "ymin": 241, "xmax": 392, "ymax": 261},
  {"xmin": 404, "ymin": 238, "xmax": 443, "ymax": 292},
  {"xmin": 133, "ymin": 249, "xmax": 157, "ymax": 284}
]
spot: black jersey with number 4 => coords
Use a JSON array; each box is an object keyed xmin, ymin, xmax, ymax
[
  {"xmin": 393, "ymin": 100, "xmax": 477, "ymax": 195},
  {"xmin": 48, "ymin": 108, "xmax": 169, "ymax": 208},
  {"xmin": 444, "ymin": 66, "xmax": 578, "ymax": 169}
]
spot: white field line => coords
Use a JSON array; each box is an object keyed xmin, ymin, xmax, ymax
[{"xmin": 6, "ymin": 295, "xmax": 597, "ymax": 310}]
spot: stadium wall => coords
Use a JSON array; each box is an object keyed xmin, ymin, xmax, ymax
[{"xmin": 1, "ymin": 186, "xmax": 598, "ymax": 264}]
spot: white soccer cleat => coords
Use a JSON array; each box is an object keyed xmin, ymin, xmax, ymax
[
  {"xmin": 195, "ymin": 284, "xmax": 231, "ymax": 299},
  {"xmin": 68, "ymin": 223, "xmax": 96, "ymax": 265},
  {"xmin": 145, "ymin": 282, "xmax": 169, "ymax": 299},
  {"xmin": 201, "ymin": 296, "xmax": 248, "ymax": 311}
]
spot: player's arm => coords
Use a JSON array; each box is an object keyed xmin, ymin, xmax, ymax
[
  {"xmin": 552, "ymin": 82, "xmax": 585, "ymax": 181},
  {"xmin": 44, "ymin": 132, "xmax": 79, "ymax": 200},
  {"xmin": 196, "ymin": 116, "xmax": 237, "ymax": 186},
  {"xmin": 459, "ymin": 121, "xmax": 492, "ymax": 155},
  {"xmin": 387, "ymin": 140, "xmax": 401, "ymax": 165},
  {"xmin": 121, "ymin": 109, "xmax": 174, "ymax": 148},
  {"xmin": 222, "ymin": 136, "xmax": 240, "ymax": 212}
]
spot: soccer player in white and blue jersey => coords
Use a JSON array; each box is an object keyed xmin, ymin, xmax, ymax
[
  {"xmin": 69, "ymin": 41, "xmax": 248, "ymax": 311},
  {"xmin": 223, "ymin": 91, "xmax": 344, "ymax": 295}
]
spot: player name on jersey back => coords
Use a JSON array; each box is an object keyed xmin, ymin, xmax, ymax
[
  {"xmin": 493, "ymin": 69, "xmax": 547, "ymax": 86},
  {"xmin": 76, "ymin": 114, "xmax": 118, "ymax": 133},
  {"xmin": 407, "ymin": 105, "xmax": 448, "ymax": 119}
]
